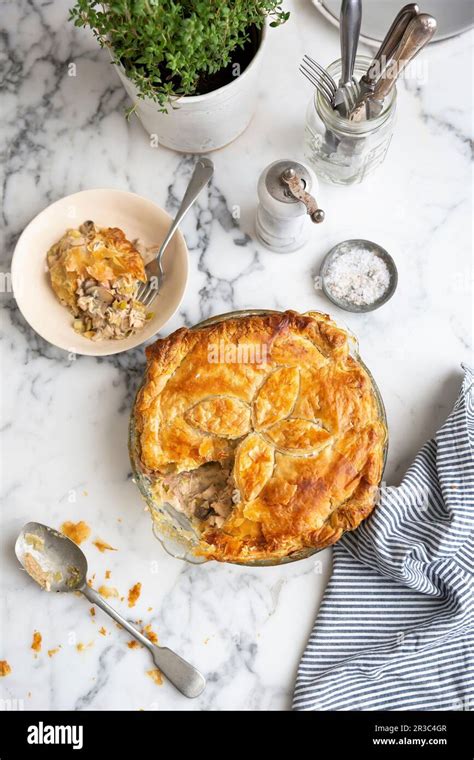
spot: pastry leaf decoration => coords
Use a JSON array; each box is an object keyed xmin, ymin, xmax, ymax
[
  {"xmin": 265, "ymin": 418, "xmax": 331, "ymax": 454},
  {"xmin": 234, "ymin": 433, "xmax": 275, "ymax": 501},
  {"xmin": 253, "ymin": 366, "xmax": 300, "ymax": 429},
  {"xmin": 184, "ymin": 367, "xmax": 333, "ymax": 500},
  {"xmin": 185, "ymin": 396, "xmax": 251, "ymax": 438}
]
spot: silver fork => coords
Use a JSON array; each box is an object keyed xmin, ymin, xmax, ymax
[
  {"xmin": 300, "ymin": 55, "xmax": 340, "ymax": 154},
  {"xmin": 136, "ymin": 157, "xmax": 214, "ymax": 307},
  {"xmin": 299, "ymin": 55, "xmax": 337, "ymax": 106}
]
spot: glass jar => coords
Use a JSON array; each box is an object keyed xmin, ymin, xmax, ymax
[{"xmin": 304, "ymin": 56, "xmax": 397, "ymax": 186}]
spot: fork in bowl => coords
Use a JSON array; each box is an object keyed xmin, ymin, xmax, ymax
[{"xmin": 137, "ymin": 157, "xmax": 214, "ymax": 308}]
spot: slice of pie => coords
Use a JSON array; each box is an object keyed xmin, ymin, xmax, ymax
[
  {"xmin": 47, "ymin": 220, "xmax": 148, "ymax": 341},
  {"xmin": 133, "ymin": 310, "xmax": 387, "ymax": 563}
]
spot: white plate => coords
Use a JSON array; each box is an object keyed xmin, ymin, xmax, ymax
[
  {"xmin": 11, "ymin": 189, "xmax": 189, "ymax": 357},
  {"xmin": 311, "ymin": 0, "xmax": 474, "ymax": 45}
]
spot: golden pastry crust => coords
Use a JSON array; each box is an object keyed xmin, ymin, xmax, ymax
[
  {"xmin": 48, "ymin": 223, "xmax": 145, "ymax": 310},
  {"xmin": 134, "ymin": 311, "xmax": 386, "ymax": 563}
]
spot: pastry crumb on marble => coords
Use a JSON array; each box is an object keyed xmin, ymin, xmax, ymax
[
  {"xmin": 60, "ymin": 521, "xmax": 91, "ymax": 545},
  {"xmin": 93, "ymin": 538, "xmax": 117, "ymax": 553},
  {"xmin": 146, "ymin": 668, "xmax": 163, "ymax": 686},
  {"xmin": 127, "ymin": 640, "xmax": 142, "ymax": 649},
  {"xmin": 0, "ymin": 660, "xmax": 12, "ymax": 677},
  {"xmin": 99, "ymin": 627, "xmax": 107, "ymax": 636},
  {"xmin": 127, "ymin": 582, "xmax": 142, "ymax": 608},
  {"xmin": 98, "ymin": 585, "xmax": 119, "ymax": 599},
  {"xmin": 47, "ymin": 647, "xmax": 61, "ymax": 658},
  {"xmin": 142, "ymin": 624, "xmax": 158, "ymax": 645},
  {"xmin": 31, "ymin": 631, "xmax": 42, "ymax": 653},
  {"xmin": 76, "ymin": 641, "xmax": 94, "ymax": 652}
]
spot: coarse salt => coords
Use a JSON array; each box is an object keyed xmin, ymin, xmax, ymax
[{"xmin": 321, "ymin": 244, "xmax": 391, "ymax": 307}]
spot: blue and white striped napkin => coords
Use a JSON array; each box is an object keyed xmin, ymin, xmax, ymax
[{"xmin": 293, "ymin": 365, "xmax": 473, "ymax": 711}]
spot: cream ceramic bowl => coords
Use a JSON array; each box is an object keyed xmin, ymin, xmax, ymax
[{"xmin": 11, "ymin": 189, "xmax": 188, "ymax": 356}]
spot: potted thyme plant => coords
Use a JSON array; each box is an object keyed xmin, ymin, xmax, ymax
[{"xmin": 70, "ymin": 0, "xmax": 289, "ymax": 152}]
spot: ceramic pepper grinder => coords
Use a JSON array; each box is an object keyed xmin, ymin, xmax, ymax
[{"xmin": 256, "ymin": 159, "xmax": 324, "ymax": 253}]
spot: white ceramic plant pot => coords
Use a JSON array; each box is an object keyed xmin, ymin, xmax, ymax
[{"xmin": 114, "ymin": 24, "xmax": 267, "ymax": 153}]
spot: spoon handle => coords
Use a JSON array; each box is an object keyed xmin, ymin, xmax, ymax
[
  {"xmin": 82, "ymin": 585, "xmax": 206, "ymax": 699},
  {"xmin": 340, "ymin": 0, "xmax": 362, "ymax": 85}
]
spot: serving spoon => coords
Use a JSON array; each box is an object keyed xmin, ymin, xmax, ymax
[{"xmin": 15, "ymin": 522, "xmax": 206, "ymax": 699}]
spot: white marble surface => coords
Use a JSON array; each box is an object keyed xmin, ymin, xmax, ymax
[{"xmin": 0, "ymin": 0, "xmax": 472, "ymax": 711}]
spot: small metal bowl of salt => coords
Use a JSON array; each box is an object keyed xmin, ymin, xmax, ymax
[{"xmin": 319, "ymin": 239, "xmax": 397, "ymax": 313}]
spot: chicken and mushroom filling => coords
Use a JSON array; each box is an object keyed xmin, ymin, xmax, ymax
[
  {"xmin": 73, "ymin": 274, "xmax": 147, "ymax": 341},
  {"xmin": 158, "ymin": 461, "xmax": 241, "ymax": 529}
]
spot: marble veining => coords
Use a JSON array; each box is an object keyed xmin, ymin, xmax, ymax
[{"xmin": 0, "ymin": 0, "xmax": 472, "ymax": 710}]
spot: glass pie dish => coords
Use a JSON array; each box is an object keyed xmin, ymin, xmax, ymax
[{"xmin": 129, "ymin": 309, "xmax": 388, "ymax": 566}]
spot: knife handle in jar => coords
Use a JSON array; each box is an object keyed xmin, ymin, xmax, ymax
[
  {"xmin": 362, "ymin": 3, "xmax": 419, "ymax": 87},
  {"xmin": 373, "ymin": 13, "xmax": 437, "ymax": 101}
]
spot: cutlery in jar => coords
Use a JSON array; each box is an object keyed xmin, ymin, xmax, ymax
[
  {"xmin": 349, "ymin": 13, "xmax": 437, "ymax": 123},
  {"xmin": 299, "ymin": 54, "xmax": 337, "ymax": 107},
  {"xmin": 357, "ymin": 3, "xmax": 420, "ymax": 100}
]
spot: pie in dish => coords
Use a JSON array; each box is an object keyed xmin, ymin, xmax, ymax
[
  {"xmin": 134, "ymin": 310, "xmax": 386, "ymax": 563},
  {"xmin": 47, "ymin": 221, "xmax": 148, "ymax": 341}
]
